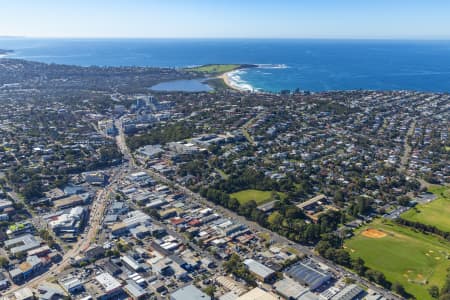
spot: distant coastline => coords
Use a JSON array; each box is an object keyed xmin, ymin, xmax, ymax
[{"xmin": 1, "ymin": 39, "xmax": 450, "ymax": 92}]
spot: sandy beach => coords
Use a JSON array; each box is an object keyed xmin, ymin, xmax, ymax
[
  {"xmin": 219, "ymin": 72, "xmax": 240, "ymax": 91},
  {"xmin": 219, "ymin": 70, "xmax": 254, "ymax": 92}
]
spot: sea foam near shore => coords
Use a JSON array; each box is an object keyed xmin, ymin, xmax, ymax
[
  {"xmin": 257, "ymin": 63, "xmax": 289, "ymax": 69},
  {"xmin": 224, "ymin": 69, "xmax": 256, "ymax": 92},
  {"xmin": 223, "ymin": 64, "xmax": 289, "ymax": 92}
]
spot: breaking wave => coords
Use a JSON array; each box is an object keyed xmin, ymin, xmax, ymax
[
  {"xmin": 257, "ymin": 63, "xmax": 289, "ymax": 69},
  {"xmin": 225, "ymin": 70, "xmax": 256, "ymax": 92}
]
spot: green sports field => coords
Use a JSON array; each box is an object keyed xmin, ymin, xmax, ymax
[
  {"xmin": 401, "ymin": 185, "xmax": 450, "ymax": 232},
  {"xmin": 230, "ymin": 189, "xmax": 286, "ymax": 205},
  {"xmin": 345, "ymin": 219, "xmax": 450, "ymax": 300},
  {"xmin": 185, "ymin": 64, "xmax": 241, "ymax": 74}
]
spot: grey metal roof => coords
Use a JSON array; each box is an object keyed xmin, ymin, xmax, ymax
[
  {"xmin": 5, "ymin": 234, "xmax": 41, "ymax": 255},
  {"xmin": 9, "ymin": 268, "xmax": 22, "ymax": 278},
  {"xmin": 331, "ymin": 284, "xmax": 363, "ymax": 300},
  {"xmin": 171, "ymin": 284, "xmax": 211, "ymax": 300},
  {"xmin": 285, "ymin": 262, "xmax": 332, "ymax": 290},
  {"xmin": 243, "ymin": 259, "xmax": 275, "ymax": 279},
  {"xmin": 104, "ymin": 214, "xmax": 118, "ymax": 223},
  {"xmin": 125, "ymin": 280, "xmax": 147, "ymax": 298}
]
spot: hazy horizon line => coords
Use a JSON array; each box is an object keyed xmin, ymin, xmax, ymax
[{"xmin": 1, "ymin": 35, "xmax": 450, "ymax": 41}]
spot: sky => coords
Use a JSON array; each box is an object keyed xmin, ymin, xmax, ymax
[{"xmin": 1, "ymin": 0, "xmax": 450, "ymax": 39}]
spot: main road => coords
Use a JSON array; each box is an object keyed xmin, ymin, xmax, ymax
[{"xmin": 3, "ymin": 166, "xmax": 123, "ymax": 297}]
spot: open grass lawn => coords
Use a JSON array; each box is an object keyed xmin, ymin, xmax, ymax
[
  {"xmin": 345, "ymin": 219, "xmax": 450, "ymax": 300},
  {"xmin": 185, "ymin": 64, "xmax": 241, "ymax": 74},
  {"xmin": 214, "ymin": 168, "xmax": 229, "ymax": 180},
  {"xmin": 230, "ymin": 189, "xmax": 286, "ymax": 205},
  {"xmin": 401, "ymin": 185, "xmax": 450, "ymax": 232}
]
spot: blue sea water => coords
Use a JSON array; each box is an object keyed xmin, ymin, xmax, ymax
[{"xmin": 1, "ymin": 38, "xmax": 450, "ymax": 92}]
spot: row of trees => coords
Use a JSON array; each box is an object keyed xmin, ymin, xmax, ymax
[{"xmin": 396, "ymin": 218, "xmax": 450, "ymax": 241}]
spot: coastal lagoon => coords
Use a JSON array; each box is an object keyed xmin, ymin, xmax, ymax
[
  {"xmin": 2, "ymin": 38, "xmax": 450, "ymax": 92},
  {"xmin": 150, "ymin": 79, "xmax": 212, "ymax": 92}
]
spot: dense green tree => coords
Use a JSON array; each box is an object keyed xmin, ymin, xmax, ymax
[
  {"xmin": 0, "ymin": 256, "xmax": 9, "ymax": 268},
  {"xmin": 398, "ymin": 196, "xmax": 411, "ymax": 207},
  {"xmin": 334, "ymin": 190, "xmax": 345, "ymax": 203},
  {"xmin": 238, "ymin": 200, "xmax": 257, "ymax": 217},
  {"xmin": 127, "ymin": 122, "xmax": 195, "ymax": 150},
  {"xmin": 22, "ymin": 180, "xmax": 44, "ymax": 200},
  {"xmin": 392, "ymin": 282, "xmax": 407, "ymax": 297},
  {"xmin": 351, "ymin": 257, "xmax": 367, "ymax": 276},
  {"xmin": 428, "ymin": 285, "xmax": 440, "ymax": 299},
  {"xmin": 334, "ymin": 249, "xmax": 351, "ymax": 267},
  {"xmin": 223, "ymin": 253, "xmax": 255, "ymax": 286},
  {"xmin": 227, "ymin": 197, "xmax": 240, "ymax": 211},
  {"xmin": 365, "ymin": 269, "xmax": 390, "ymax": 289},
  {"xmin": 267, "ymin": 211, "xmax": 283, "ymax": 228},
  {"xmin": 204, "ymin": 286, "xmax": 216, "ymax": 299}
]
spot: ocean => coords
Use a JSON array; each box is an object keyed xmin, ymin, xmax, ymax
[{"xmin": 1, "ymin": 38, "xmax": 450, "ymax": 93}]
